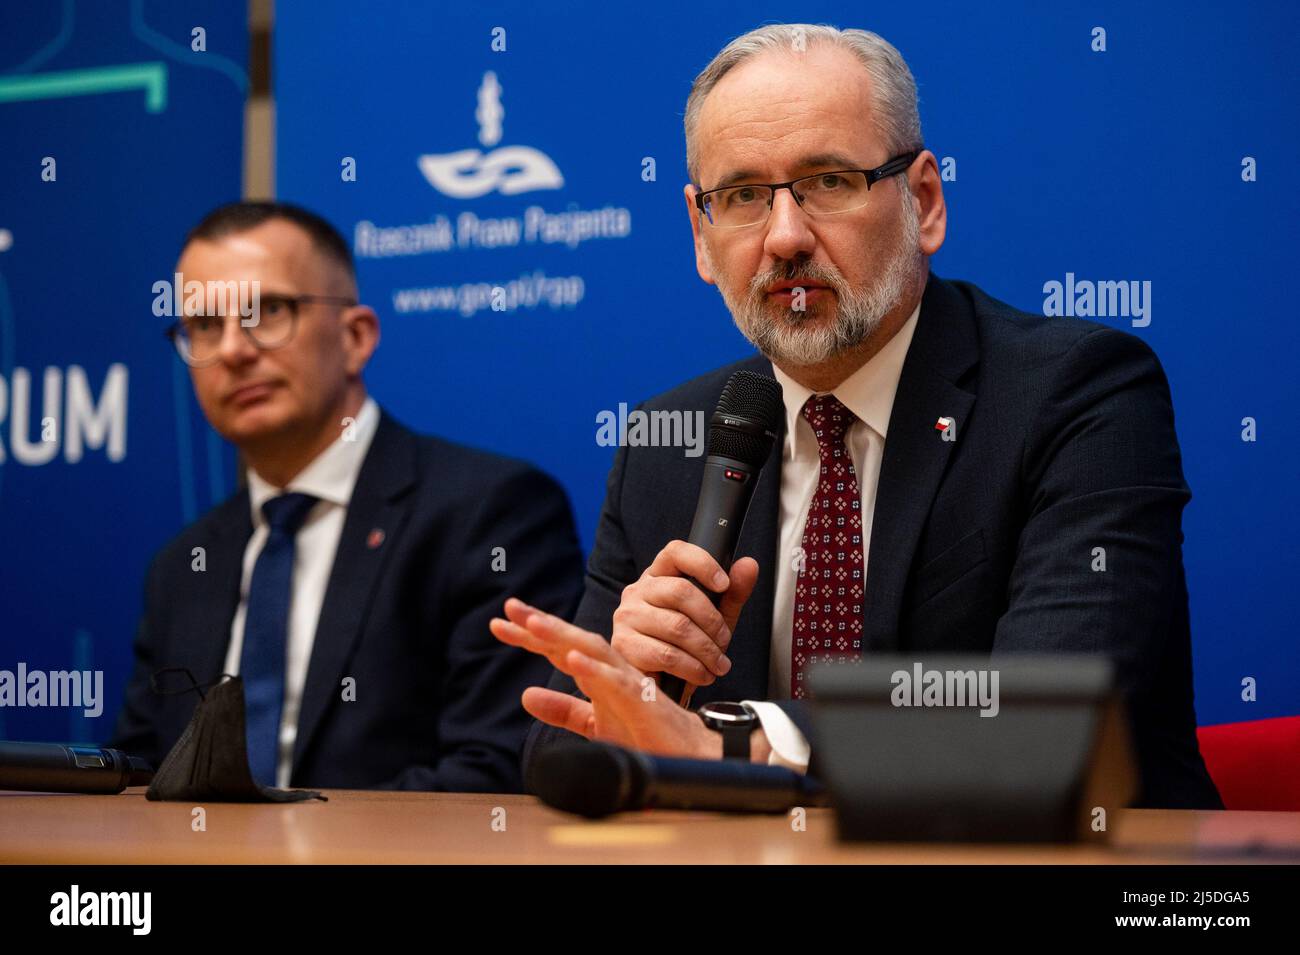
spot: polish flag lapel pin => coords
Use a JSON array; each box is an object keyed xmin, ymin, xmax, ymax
[{"xmin": 934, "ymin": 416, "xmax": 954, "ymax": 433}]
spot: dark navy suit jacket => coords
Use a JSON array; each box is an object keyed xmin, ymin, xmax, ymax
[
  {"xmin": 109, "ymin": 411, "xmax": 584, "ymax": 793},
  {"xmin": 524, "ymin": 272, "xmax": 1222, "ymax": 810}
]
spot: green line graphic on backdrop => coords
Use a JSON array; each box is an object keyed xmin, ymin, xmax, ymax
[{"xmin": 0, "ymin": 62, "xmax": 167, "ymax": 112}]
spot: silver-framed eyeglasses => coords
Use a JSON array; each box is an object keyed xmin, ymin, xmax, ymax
[{"xmin": 165, "ymin": 293, "xmax": 357, "ymax": 367}]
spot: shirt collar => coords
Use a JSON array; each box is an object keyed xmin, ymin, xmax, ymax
[
  {"xmin": 771, "ymin": 299, "xmax": 921, "ymax": 461},
  {"xmin": 246, "ymin": 396, "xmax": 381, "ymax": 523}
]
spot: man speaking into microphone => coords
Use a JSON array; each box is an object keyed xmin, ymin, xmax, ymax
[{"xmin": 491, "ymin": 23, "xmax": 1220, "ymax": 809}]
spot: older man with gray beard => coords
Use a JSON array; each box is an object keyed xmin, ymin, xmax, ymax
[{"xmin": 492, "ymin": 23, "xmax": 1221, "ymax": 809}]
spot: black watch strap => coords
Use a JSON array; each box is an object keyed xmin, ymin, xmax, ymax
[{"xmin": 719, "ymin": 722, "xmax": 750, "ymax": 760}]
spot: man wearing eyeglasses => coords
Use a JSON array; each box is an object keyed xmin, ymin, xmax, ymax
[
  {"xmin": 496, "ymin": 24, "xmax": 1221, "ymax": 809},
  {"xmin": 109, "ymin": 201, "xmax": 584, "ymax": 792}
]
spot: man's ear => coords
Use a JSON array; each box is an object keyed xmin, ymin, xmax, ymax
[
  {"xmin": 341, "ymin": 305, "xmax": 380, "ymax": 376},
  {"xmin": 911, "ymin": 149, "xmax": 948, "ymax": 257},
  {"xmin": 683, "ymin": 184, "xmax": 715, "ymax": 286}
]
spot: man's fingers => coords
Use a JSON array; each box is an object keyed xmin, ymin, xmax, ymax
[
  {"xmin": 489, "ymin": 615, "xmax": 542, "ymax": 652},
  {"xmin": 503, "ymin": 596, "xmax": 540, "ymax": 628},
  {"xmin": 521, "ymin": 686, "xmax": 595, "ymax": 738},
  {"xmin": 613, "ymin": 631, "xmax": 717, "ymax": 685},
  {"xmin": 566, "ymin": 650, "xmax": 654, "ymax": 728},
  {"xmin": 489, "ymin": 617, "xmax": 572, "ymax": 671},
  {"xmin": 566, "ymin": 649, "xmax": 626, "ymax": 699},
  {"xmin": 718, "ymin": 556, "xmax": 760, "ymax": 633},
  {"xmin": 637, "ymin": 577, "xmax": 730, "ymax": 647},
  {"xmin": 644, "ymin": 540, "xmax": 729, "ymax": 593},
  {"xmin": 503, "ymin": 597, "xmax": 622, "ymax": 666},
  {"xmin": 614, "ymin": 601, "xmax": 730, "ymax": 672}
]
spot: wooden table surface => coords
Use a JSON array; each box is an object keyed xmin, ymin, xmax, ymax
[{"xmin": 2, "ymin": 789, "xmax": 1298, "ymax": 864}]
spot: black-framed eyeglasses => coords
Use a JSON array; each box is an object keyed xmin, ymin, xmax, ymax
[
  {"xmin": 164, "ymin": 293, "xmax": 357, "ymax": 367},
  {"xmin": 694, "ymin": 150, "xmax": 920, "ymax": 229}
]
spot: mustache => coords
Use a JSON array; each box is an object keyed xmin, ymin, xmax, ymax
[{"xmin": 746, "ymin": 259, "xmax": 848, "ymax": 299}]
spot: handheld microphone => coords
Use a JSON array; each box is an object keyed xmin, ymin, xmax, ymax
[
  {"xmin": 660, "ymin": 370, "xmax": 782, "ymax": 707},
  {"xmin": 532, "ymin": 741, "xmax": 825, "ymax": 818},
  {"xmin": 0, "ymin": 741, "xmax": 154, "ymax": 794}
]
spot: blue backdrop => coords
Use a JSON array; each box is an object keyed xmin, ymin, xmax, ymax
[
  {"xmin": 275, "ymin": 0, "xmax": 1298, "ymax": 729},
  {"xmin": 0, "ymin": 0, "xmax": 246, "ymax": 741}
]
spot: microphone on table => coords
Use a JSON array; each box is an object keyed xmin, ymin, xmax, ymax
[
  {"xmin": 660, "ymin": 369, "xmax": 783, "ymax": 708},
  {"xmin": 0, "ymin": 741, "xmax": 154, "ymax": 794},
  {"xmin": 532, "ymin": 741, "xmax": 826, "ymax": 818}
]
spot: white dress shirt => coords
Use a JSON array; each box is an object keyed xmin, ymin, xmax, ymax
[
  {"xmin": 742, "ymin": 302, "xmax": 921, "ymax": 771},
  {"xmin": 223, "ymin": 396, "xmax": 380, "ymax": 787}
]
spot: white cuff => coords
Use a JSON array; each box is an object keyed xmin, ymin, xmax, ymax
[{"xmin": 742, "ymin": 700, "xmax": 811, "ymax": 774}]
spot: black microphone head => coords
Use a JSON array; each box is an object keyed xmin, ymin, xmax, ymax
[
  {"xmin": 708, "ymin": 370, "xmax": 782, "ymax": 467},
  {"xmin": 531, "ymin": 742, "xmax": 648, "ymax": 818}
]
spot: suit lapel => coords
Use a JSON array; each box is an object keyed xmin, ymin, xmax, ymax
[
  {"xmin": 865, "ymin": 273, "xmax": 979, "ymax": 652},
  {"xmin": 189, "ymin": 493, "xmax": 251, "ymax": 685},
  {"xmin": 150, "ymin": 493, "xmax": 249, "ymax": 745},
  {"xmin": 290, "ymin": 412, "xmax": 419, "ymax": 772}
]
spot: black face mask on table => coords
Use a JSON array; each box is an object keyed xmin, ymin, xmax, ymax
[{"xmin": 146, "ymin": 673, "xmax": 326, "ymax": 804}]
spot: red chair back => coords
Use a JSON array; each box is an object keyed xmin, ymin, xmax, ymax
[{"xmin": 1197, "ymin": 716, "xmax": 1300, "ymax": 811}]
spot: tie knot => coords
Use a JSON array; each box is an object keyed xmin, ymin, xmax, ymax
[
  {"xmin": 801, "ymin": 394, "xmax": 856, "ymax": 447},
  {"xmin": 261, "ymin": 492, "xmax": 318, "ymax": 534}
]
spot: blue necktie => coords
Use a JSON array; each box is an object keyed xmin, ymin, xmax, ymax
[{"xmin": 241, "ymin": 492, "xmax": 318, "ymax": 786}]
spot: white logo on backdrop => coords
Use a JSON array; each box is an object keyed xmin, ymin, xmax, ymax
[{"xmin": 418, "ymin": 71, "xmax": 564, "ymax": 199}]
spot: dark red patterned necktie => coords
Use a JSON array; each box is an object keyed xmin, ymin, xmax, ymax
[{"xmin": 791, "ymin": 394, "xmax": 865, "ymax": 699}]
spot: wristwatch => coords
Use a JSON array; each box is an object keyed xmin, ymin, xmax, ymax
[{"xmin": 697, "ymin": 701, "xmax": 759, "ymax": 760}]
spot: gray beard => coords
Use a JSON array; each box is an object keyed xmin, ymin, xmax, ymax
[{"xmin": 716, "ymin": 186, "xmax": 922, "ymax": 368}]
